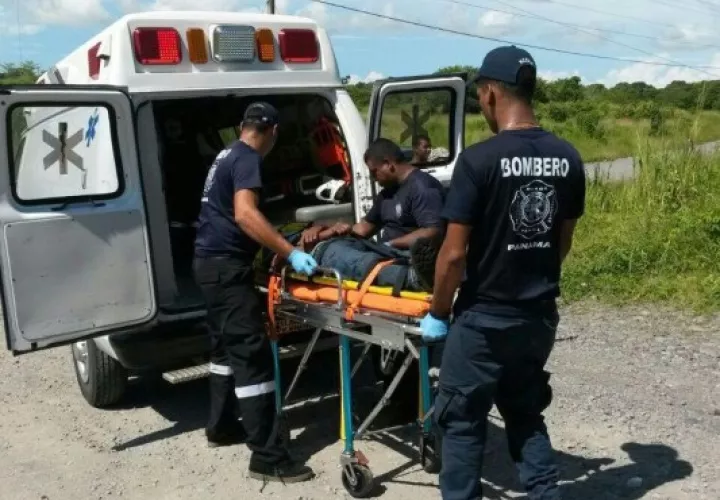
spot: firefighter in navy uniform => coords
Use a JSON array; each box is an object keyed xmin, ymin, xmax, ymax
[
  {"xmin": 193, "ymin": 102, "xmax": 317, "ymax": 483},
  {"xmin": 420, "ymin": 46, "xmax": 586, "ymax": 499}
]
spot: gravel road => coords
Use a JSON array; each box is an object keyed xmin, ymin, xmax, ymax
[{"xmin": 1, "ymin": 303, "xmax": 718, "ymax": 500}]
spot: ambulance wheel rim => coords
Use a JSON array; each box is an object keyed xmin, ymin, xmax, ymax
[{"xmin": 72, "ymin": 341, "xmax": 90, "ymax": 384}]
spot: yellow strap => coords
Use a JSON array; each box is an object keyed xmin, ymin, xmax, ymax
[{"xmin": 288, "ymin": 272, "xmax": 432, "ymax": 301}]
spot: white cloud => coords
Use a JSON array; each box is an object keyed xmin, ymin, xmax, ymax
[
  {"xmin": 478, "ymin": 10, "xmax": 515, "ymax": 37},
  {"xmin": 296, "ymin": 1, "xmax": 398, "ymax": 33},
  {"xmin": 118, "ymin": 0, "xmax": 275, "ymax": 14},
  {"xmin": 600, "ymin": 52, "xmax": 720, "ymax": 87},
  {"xmin": 0, "ymin": 5, "xmax": 44, "ymax": 36},
  {"xmin": 5, "ymin": 0, "xmax": 720, "ymax": 91},
  {"xmin": 347, "ymin": 70, "xmax": 384, "ymax": 84},
  {"xmin": 539, "ymin": 69, "xmax": 582, "ymax": 82},
  {"xmin": 26, "ymin": 0, "xmax": 110, "ymax": 26},
  {"xmin": 145, "ymin": 0, "xmax": 253, "ymax": 11},
  {"xmin": 659, "ymin": 23, "xmax": 717, "ymax": 50},
  {"xmin": 275, "ymin": 0, "xmax": 290, "ymax": 14},
  {"xmin": 296, "ymin": 2, "xmax": 328, "ymax": 24}
]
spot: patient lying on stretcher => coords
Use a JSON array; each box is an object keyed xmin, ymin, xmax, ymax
[
  {"xmin": 286, "ymin": 224, "xmax": 443, "ymax": 294},
  {"xmin": 276, "ymin": 138, "xmax": 446, "ymax": 293}
]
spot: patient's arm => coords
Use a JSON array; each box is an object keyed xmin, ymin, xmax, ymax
[
  {"xmin": 387, "ymin": 226, "xmax": 441, "ymax": 249},
  {"xmin": 299, "ymin": 222, "xmax": 350, "ymax": 251}
]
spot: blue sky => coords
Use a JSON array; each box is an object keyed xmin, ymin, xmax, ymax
[{"xmin": 2, "ymin": 0, "xmax": 720, "ymax": 87}]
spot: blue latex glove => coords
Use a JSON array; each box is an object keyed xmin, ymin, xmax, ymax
[
  {"xmin": 288, "ymin": 249, "xmax": 318, "ymax": 275},
  {"xmin": 420, "ymin": 312, "xmax": 449, "ymax": 342}
]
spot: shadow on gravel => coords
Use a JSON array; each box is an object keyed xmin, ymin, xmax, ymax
[
  {"xmin": 101, "ymin": 357, "xmax": 694, "ymax": 500},
  {"xmin": 107, "ymin": 349, "xmax": 344, "ymax": 457},
  {"xmin": 558, "ymin": 442, "xmax": 694, "ymax": 500},
  {"xmin": 478, "ymin": 421, "xmax": 694, "ymax": 499},
  {"xmin": 105, "ymin": 347, "xmax": 412, "ymax": 471}
]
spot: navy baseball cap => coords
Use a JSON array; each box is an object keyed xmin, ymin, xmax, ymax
[
  {"xmin": 474, "ymin": 45, "xmax": 536, "ymax": 85},
  {"xmin": 243, "ymin": 101, "xmax": 279, "ymax": 126}
]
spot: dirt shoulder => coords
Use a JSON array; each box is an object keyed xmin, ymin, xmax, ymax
[{"xmin": 0, "ymin": 303, "xmax": 718, "ymax": 499}]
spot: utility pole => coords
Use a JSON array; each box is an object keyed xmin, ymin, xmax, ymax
[{"xmin": 267, "ymin": 0, "xmax": 275, "ymax": 14}]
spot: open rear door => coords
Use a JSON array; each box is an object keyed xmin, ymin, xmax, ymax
[
  {"xmin": 367, "ymin": 74, "xmax": 467, "ymax": 186},
  {"xmin": 0, "ymin": 85, "xmax": 157, "ymax": 354}
]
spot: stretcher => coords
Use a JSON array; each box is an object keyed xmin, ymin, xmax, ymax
[{"xmin": 265, "ymin": 263, "xmax": 441, "ymax": 498}]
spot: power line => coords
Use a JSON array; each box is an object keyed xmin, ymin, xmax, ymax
[
  {"xmin": 311, "ymin": 0, "xmax": 720, "ymax": 73},
  {"xmin": 654, "ymin": 0, "xmax": 719, "ymax": 15},
  {"xmin": 496, "ymin": 0, "xmax": 720, "ymax": 53},
  {"xmin": 460, "ymin": 0, "xmax": 720, "ymax": 51},
  {"xmin": 465, "ymin": 2, "xmax": 661, "ymax": 44},
  {"xmin": 515, "ymin": 0, "xmax": 676, "ymax": 29},
  {"xmin": 695, "ymin": 0, "xmax": 720, "ymax": 9},
  {"xmin": 467, "ymin": 0, "xmax": 720, "ymax": 77}
]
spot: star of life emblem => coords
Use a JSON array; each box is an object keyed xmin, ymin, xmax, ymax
[{"xmin": 509, "ymin": 180, "xmax": 558, "ymax": 239}]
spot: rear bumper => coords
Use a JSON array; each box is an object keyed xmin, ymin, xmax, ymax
[{"xmin": 108, "ymin": 320, "xmax": 210, "ymax": 371}]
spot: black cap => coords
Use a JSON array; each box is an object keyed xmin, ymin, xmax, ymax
[
  {"xmin": 475, "ymin": 45, "xmax": 536, "ymax": 85},
  {"xmin": 243, "ymin": 101, "xmax": 279, "ymax": 126}
]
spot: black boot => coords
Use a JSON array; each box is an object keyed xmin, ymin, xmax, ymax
[
  {"xmin": 248, "ymin": 458, "xmax": 315, "ymax": 483},
  {"xmin": 206, "ymin": 424, "xmax": 248, "ymax": 448}
]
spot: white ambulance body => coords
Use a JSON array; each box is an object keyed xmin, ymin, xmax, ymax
[{"xmin": 0, "ymin": 11, "xmax": 466, "ymax": 407}]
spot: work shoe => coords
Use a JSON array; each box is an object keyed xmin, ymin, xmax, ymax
[
  {"xmin": 409, "ymin": 235, "xmax": 444, "ymax": 291},
  {"xmin": 206, "ymin": 426, "xmax": 248, "ymax": 448},
  {"xmin": 248, "ymin": 460, "xmax": 315, "ymax": 483}
]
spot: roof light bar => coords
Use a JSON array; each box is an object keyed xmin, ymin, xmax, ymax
[
  {"xmin": 133, "ymin": 27, "xmax": 182, "ymax": 65},
  {"xmin": 279, "ymin": 29, "xmax": 319, "ymax": 63},
  {"xmin": 211, "ymin": 25, "xmax": 256, "ymax": 62}
]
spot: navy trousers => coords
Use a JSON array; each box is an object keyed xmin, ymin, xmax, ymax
[
  {"xmin": 433, "ymin": 302, "xmax": 561, "ymax": 500},
  {"xmin": 193, "ymin": 256, "xmax": 288, "ymax": 467}
]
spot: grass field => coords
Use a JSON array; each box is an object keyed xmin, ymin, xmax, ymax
[
  {"xmin": 371, "ymin": 104, "xmax": 720, "ymax": 312},
  {"xmin": 561, "ymin": 142, "xmax": 720, "ymax": 312},
  {"xmin": 371, "ymin": 107, "xmax": 720, "ymax": 163}
]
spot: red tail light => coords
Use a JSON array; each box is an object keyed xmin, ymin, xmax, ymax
[
  {"xmin": 278, "ymin": 29, "xmax": 319, "ymax": 63},
  {"xmin": 133, "ymin": 27, "xmax": 182, "ymax": 65}
]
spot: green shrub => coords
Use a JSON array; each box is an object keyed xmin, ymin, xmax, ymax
[
  {"xmin": 563, "ymin": 145, "xmax": 720, "ymax": 312},
  {"xmin": 576, "ymin": 109, "xmax": 605, "ymax": 138},
  {"xmin": 546, "ymin": 103, "xmax": 570, "ymax": 122}
]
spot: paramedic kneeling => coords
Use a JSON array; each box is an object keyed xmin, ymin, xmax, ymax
[
  {"xmin": 302, "ymin": 138, "xmax": 445, "ymax": 250},
  {"xmin": 420, "ymin": 46, "xmax": 586, "ymax": 500},
  {"xmin": 193, "ymin": 102, "xmax": 317, "ymax": 483}
]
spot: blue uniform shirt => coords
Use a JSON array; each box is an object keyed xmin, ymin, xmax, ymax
[
  {"xmin": 365, "ymin": 168, "xmax": 446, "ymax": 243},
  {"xmin": 442, "ymin": 128, "xmax": 586, "ymax": 305},
  {"xmin": 195, "ymin": 141, "xmax": 264, "ymax": 260}
]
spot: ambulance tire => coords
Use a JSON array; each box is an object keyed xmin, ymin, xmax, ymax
[{"xmin": 72, "ymin": 340, "xmax": 128, "ymax": 408}]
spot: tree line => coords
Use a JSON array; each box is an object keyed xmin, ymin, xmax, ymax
[
  {"xmin": 346, "ymin": 65, "xmax": 720, "ymax": 113},
  {"xmin": 3, "ymin": 60, "xmax": 718, "ymax": 114}
]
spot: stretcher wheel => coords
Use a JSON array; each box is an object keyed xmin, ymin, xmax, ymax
[{"xmin": 341, "ymin": 464, "xmax": 374, "ymax": 498}]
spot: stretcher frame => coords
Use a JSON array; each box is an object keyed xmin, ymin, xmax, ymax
[{"xmin": 267, "ymin": 266, "xmax": 441, "ymax": 498}]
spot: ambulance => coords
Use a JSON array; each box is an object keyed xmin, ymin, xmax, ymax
[{"xmin": 0, "ymin": 10, "xmax": 466, "ymax": 407}]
